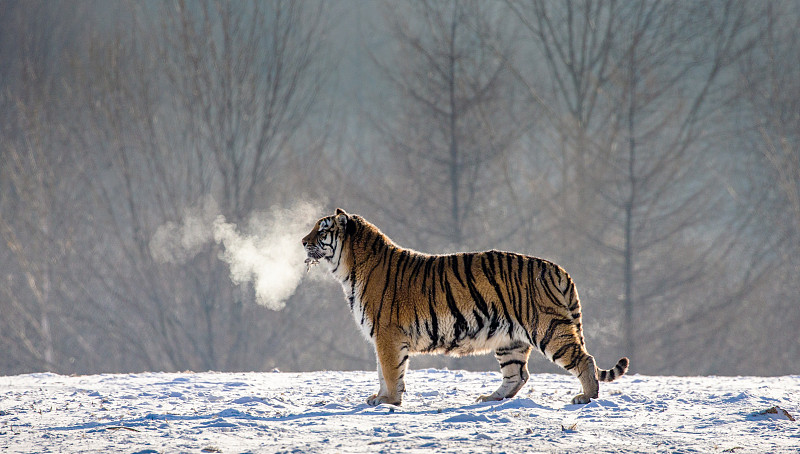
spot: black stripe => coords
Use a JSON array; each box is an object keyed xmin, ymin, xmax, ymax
[
  {"xmin": 552, "ymin": 344, "xmax": 582, "ymax": 370},
  {"xmin": 412, "ymin": 293, "xmax": 421, "ymax": 337},
  {"xmin": 370, "ymin": 233, "xmax": 383, "ymax": 255},
  {"xmin": 397, "ymin": 355, "xmax": 409, "ymax": 369},
  {"xmin": 393, "ymin": 251, "xmax": 412, "ymax": 322},
  {"xmin": 511, "ymin": 254, "xmax": 525, "ymax": 326},
  {"xmin": 495, "ymin": 253, "xmax": 512, "ymax": 331},
  {"xmin": 444, "ymin": 279, "xmax": 468, "ymax": 347},
  {"xmin": 463, "ymin": 254, "xmax": 491, "ymax": 319},
  {"xmin": 492, "ymin": 253, "xmax": 516, "ymax": 335},
  {"xmin": 539, "ymin": 268, "xmax": 561, "ymax": 303},
  {"xmin": 496, "ymin": 252, "xmax": 508, "ymax": 286},
  {"xmin": 566, "ymin": 279, "xmax": 579, "ymax": 312},
  {"xmin": 437, "ymin": 258, "xmax": 447, "ymax": 294},
  {"xmin": 396, "ymin": 250, "xmax": 409, "ymax": 275},
  {"xmin": 421, "ymin": 255, "xmax": 435, "ymax": 294},
  {"xmin": 451, "ymin": 255, "xmax": 465, "ymax": 287},
  {"xmin": 376, "ymin": 248, "xmax": 396, "ymax": 313},
  {"xmin": 538, "ymin": 317, "xmax": 573, "ymax": 354},
  {"xmin": 499, "ymin": 299, "xmax": 515, "ymax": 338},
  {"xmin": 331, "ymin": 241, "xmax": 343, "ymax": 273},
  {"xmin": 600, "ymin": 359, "xmax": 629, "ymax": 382},
  {"xmin": 482, "ymin": 254, "xmax": 514, "ymax": 337},
  {"xmin": 472, "ymin": 309, "xmax": 484, "ymax": 336},
  {"xmin": 409, "ymin": 254, "xmax": 426, "ymax": 284},
  {"xmin": 600, "ymin": 369, "xmax": 615, "ymax": 381},
  {"xmin": 495, "ymin": 342, "xmax": 526, "ymax": 356},
  {"xmin": 349, "ymin": 269, "xmax": 357, "ymax": 311},
  {"xmin": 487, "ymin": 306, "xmax": 500, "ymax": 339},
  {"xmin": 547, "ymin": 267, "xmax": 565, "ymax": 298},
  {"xmin": 575, "ymin": 322, "xmax": 585, "ymax": 346},
  {"xmin": 549, "ymin": 266, "xmax": 563, "ymax": 290},
  {"xmin": 372, "ymin": 248, "xmax": 396, "ymax": 337},
  {"xmin": 502, "ymin": 254, "xmax": 516, "ymax": 321},
  {"xmin": 426, "ymin": 300, "xmax": 439, "ymax": 351},
  {"xmin": 518, "ymin": 258, "xmax": 529, "ymax": 327},
  {"xmin": 525, "ymin": 261, "xmax": 539, "ymax": 346},
  {"xmin": 564, "ymin": 353, "xmax": 584, "ymax": 372},
  {"xmin": 499, "ymin": 359, "xmax": 526, "ymax": 369},
  {"xmin": 426, "ymin": 260, "xmax": 440, "ymax": 350},
  {"xmin": 364, "ymin": 241, "xmax": 392, "ymax": 293}
]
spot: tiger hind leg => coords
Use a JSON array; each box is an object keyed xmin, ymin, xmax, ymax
[
  {"xmin": 558, "ymin": 351, "xmax": 630, "ymax": 404},
  {"xmin": 540, "ymin": 319, "xmax": 599, "ymax": 404},
  {"xmin": 477, "ymin": 342, "xmax": 532, "ymax": 403},
  {"xmin": 568, "ymin": 354, "xmax": 599, "ymax": 404}
]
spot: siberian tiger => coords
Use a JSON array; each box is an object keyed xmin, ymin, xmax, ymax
[{"xmin": 302, "ymin": 208, "xmax": 629, "ymax": 406}]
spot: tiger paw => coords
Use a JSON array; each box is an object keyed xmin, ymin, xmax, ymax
[
  {"xmin": 367, "ymin": 394, "xmax": 401, "ymax": 406},
  {"xmin": 571, "ymin": 393, "xmax": 592, "ymax": 405},
  {"xmin": 476, "ymin": 393, "xmax": 503, "ymax": 403}
]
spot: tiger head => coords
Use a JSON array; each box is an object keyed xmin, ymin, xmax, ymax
[{"xmin": 301, "ymin": 208, "xmax": 357, "ymax": 272}]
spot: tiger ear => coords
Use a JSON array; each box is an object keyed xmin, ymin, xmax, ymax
[
  {"xmin": 335, "ymin": 209, "xmax": 348, "ymax": 229},
  {"xmin": 335, "ymin": 209, "xmax": 356, "ymax": 236}
]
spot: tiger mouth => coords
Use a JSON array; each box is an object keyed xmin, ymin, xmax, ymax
[
  {"xmin": 304, "ymin": 248, "xmax": 324, "ymax": 272},
  {"xmin": 306, "ymin": 247, "xmax": 325, "ymax": 261}
]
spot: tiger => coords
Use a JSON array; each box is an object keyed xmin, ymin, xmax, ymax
[{"xmin": 302, "ymin": 208, "xmax": 629, "ymax": 406}]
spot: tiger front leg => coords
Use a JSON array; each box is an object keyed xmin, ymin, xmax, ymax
[
  {"xmin": 367, "ymin": 360, "xmax": 389, "ymax": 405},
  {"xmin": 477, "ymin": 343, "xmax": 532, "ymax": 403},
  {"xmin": 367, "ymin": 339, "xmax": 409, "ymax": 406}
]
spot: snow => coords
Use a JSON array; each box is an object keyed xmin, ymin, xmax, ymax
[{"xmin": 1, "ymin": 370, "xmax": 798, "ymax": 453}]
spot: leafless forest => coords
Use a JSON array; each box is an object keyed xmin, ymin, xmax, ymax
[{"xmin": 1, "ymin": 0, "xmax": 798, "ymax": 377}]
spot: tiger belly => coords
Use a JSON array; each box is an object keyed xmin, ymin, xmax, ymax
[
  {"xmin": 344, "ymin": 287, "xmax": 528, "ymax": 357},
  {"xmin": 403, "ymin": 312, "xmax": 529, "ymax": 357}
]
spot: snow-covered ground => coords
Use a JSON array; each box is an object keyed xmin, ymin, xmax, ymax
[{"xmin": 1, "ymin": 369, "xmax": 798, "ymax": 453}]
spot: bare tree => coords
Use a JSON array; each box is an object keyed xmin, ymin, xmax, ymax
[
  {"xmin": 509, "ymin": 0, "xmax": 761, "ymax": 372},
  {"xmin": 362, "ymin": 0, "xmax": 526, "ymax": 252},
  {"xmin": 727, "ymin": 1, "xmax": 800, "ymax": 374},
  {"xmin": 49, "ymin": 0, "xmax": 331, "ymax": 372},
  {"xmin": 3, "ymin": 0, "xmax": 797, "ymax": 377},
  {"xmin": 0, "ymin": 1, "xmax": 102, "ymax": 374},
  {"xmin": 505, "ymin": 0, "xmax": 619, "ymax": 223},
  {"xmin": 159, "ymin": 0, "xmax": 329, "ymax": 219}
]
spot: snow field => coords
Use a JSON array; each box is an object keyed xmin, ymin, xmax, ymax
[{"xmin": 1, "ymin": 370, "xmax": 798, "ymax": 453}]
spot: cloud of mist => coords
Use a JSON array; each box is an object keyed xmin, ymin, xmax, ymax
[
  {"xmin": 150, "ymin": 198, "xmax": 322, "ymax": 311},
  {"xmin": 150, "ymin": 196, "xmax": 220, "ymax": 264},
  {"xmin": 212, "ymin": 202, "xmax": 321, "ymax": 310}
]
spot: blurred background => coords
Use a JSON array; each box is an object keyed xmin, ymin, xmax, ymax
[{"xmin": 1, "ymin": 0, "xmax": 798, "ymax": 377}]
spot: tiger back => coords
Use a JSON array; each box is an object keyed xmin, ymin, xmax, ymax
[{"xmin": 302, "ymin": 208, "xmax": 629, "ymax": 406}]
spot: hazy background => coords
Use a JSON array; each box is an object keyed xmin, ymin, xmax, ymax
[{"xmin": 1, "ymin": 0, "xmax": 798, "ymax": 377}]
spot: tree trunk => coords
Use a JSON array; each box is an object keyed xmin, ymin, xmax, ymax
[{"xmin": 624, "ymin": 40, "xmax": 637, "ymax": 369}]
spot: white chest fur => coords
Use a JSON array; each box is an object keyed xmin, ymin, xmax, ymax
[{"xmin": 340, "ymin": 281, "xmax": 373, "ymax": 341}]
